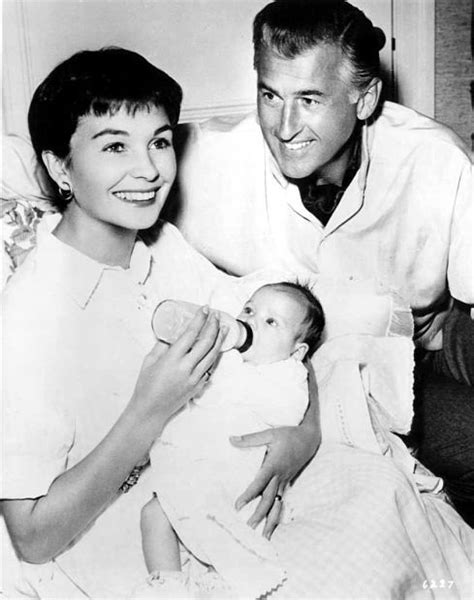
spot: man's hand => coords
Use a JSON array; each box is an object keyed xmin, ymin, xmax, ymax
[
  {"xmin": 230, "ymin": 423, "xmax": 318, "ymax": 539},
  {"xmin": 230, "ymin": 357, "xmax": 321, "ymax": 539}
]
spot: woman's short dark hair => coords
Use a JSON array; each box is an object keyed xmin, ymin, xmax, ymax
[
  {"xmin": 28, "ymin": 47, "xmax": 182, "ymax": 209},
  {"xmin": 253, "ymin": 0, "xmax": 385, "ymax": 90},
  {"xmin": 264, "ymin": 281, "xmax": 326, "ymax": 357}
]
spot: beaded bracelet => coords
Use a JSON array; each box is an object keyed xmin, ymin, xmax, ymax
[{"xmin": 119, "ymin": 460, "xmax": 149, "ymax": 493}]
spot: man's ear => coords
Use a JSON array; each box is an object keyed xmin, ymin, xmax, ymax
[
  {"xmin": 292, "ymin": 342, "xmax": 309, "ymax": 362},
  {"xmin": 42, "ymin": 151, "xmax": 71, "ymax": 190},
  {"xmin": 356, "ymin": 77, "xmax": 382, "ymax": 120}
]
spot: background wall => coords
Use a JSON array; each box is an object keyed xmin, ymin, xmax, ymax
[
  {"xmin": 3, "ymin": 0, "xmax": 393, "ymax": 135},
  {"xmin": 2, "ymin": 0, "xmax": 270, "ymax": 134},
  {"xmin": 5, "ymin": 0, "xmax": 465, "ymax": 141},
  {"xmin": 434, "ymin": 0, "xmax": 472, "ymax": 148}
]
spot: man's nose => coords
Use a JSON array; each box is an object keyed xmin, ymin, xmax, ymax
[
  {"xmin": 278, "ymin": 102, "xmax": 302, "ymax": 140},
  {"xmin": 130, "ymin": 150, "xmax": 160, "ymax": 180}
]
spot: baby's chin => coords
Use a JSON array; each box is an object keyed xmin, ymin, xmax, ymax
[{"xmin": 241, "ymin": 348, "xmax": 291, "ymax": 366}]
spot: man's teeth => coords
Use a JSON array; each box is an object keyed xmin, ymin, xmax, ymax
[
  {"xmin": 115, "ymin": 191, "xmax": 156, "ymax": 201},
  {"xmin": 284, "ymin": 141, "xmax": 313, "ymax": 150}
]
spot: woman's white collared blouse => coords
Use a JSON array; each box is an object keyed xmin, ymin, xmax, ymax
[{"xmin": 2, "ymin": 214, "xmax": 229, "ymax": 597}]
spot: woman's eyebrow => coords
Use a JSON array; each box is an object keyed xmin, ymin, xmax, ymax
[
  {"xmin": 92, "ymin": 128, "xmax": 128, "ymax": 139},
  {"xmin": 152, "ymin": 125, "xmax": 173, "ymax": 135},
  {"xmin": 91, "ymin": 125, "xmax": 172, "ymax": 140}
]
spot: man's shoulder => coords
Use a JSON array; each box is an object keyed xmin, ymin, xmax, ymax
[
  {"xmin": 176, "ymin": 111, "xmax": 266, "ymax": 189},
  {"xmin": 146, "ymin": 220, "xmax": 216, "ymax": 272},
  {"xmin": 185, "ymin": 111, "xmax": 264, "ymax": 157},
  {"xmin": 197, "ymin": 111, "xmax": 261, "ymax": 139},
  {"xmin": 145, "ymin": 219, "xmax": 189, "ymax": 255},
  {"xmin": 374, "ymin": 102, "xmax": 471, "ymax": 160}
]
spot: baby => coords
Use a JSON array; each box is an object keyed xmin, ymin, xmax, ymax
[{"xmin": 134, "ymin": 282, "xmax": 325, "ymax": 599}]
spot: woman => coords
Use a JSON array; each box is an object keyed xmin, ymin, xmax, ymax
[
  {"xmin": 2, "ymin": 48, "xmax": 471, "ymax": 600},
  {"xmin": 1, "ymin": 48, "xmax": 318, "ymax": 598}
]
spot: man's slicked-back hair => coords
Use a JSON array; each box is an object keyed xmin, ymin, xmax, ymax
[
  {"xmin": 253, "ymin": 0, "xmax": 385, "ymax": 90},
  {"xmin": 28, "ymin": 47, "xmax": 183, "ymax": 165}
]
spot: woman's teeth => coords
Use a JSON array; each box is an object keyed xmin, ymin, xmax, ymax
[{"xmin": 115, "ymin": 191, "xmax": 156, "ymax": 201}]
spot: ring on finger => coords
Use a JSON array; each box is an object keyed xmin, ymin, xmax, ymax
[
  {"xmin": 275, "ymin": 494, "xmax": 283, "ymax": 502},
  {"xmin": 203, "ymin": 370, "xmax": 212, "ymax": 381}
]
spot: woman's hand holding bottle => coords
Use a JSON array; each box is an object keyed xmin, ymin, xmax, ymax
[{"xmin": 129, "ymin": 306, "xmax": 226, "ymax": 434}]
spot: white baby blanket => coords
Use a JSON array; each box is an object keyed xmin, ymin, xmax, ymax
[
  {"xmin": 149, "ymin": 272, "xmax": 473, "ymax": 599},
  {"xmin": 150, "ymin": 352, "xmax": 308, "ymax": 598}
]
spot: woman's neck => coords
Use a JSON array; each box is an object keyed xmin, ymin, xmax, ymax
[{"xmin": 54, "ymin": 205, "xmax": 137, "ymax": 268}]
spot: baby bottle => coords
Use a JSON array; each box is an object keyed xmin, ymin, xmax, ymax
[{"xmin": 151, "ymin": 299, "xmax": 253, "ymax": 352}]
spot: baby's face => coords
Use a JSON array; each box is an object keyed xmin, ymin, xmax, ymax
[{"xmin": 237, "ymin": 286, "xmax": 308, "ymax": 365}]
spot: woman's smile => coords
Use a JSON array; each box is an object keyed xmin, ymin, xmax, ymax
[{"xmin": 113, "ymin": 188, "xmax": 161, "ymax": 204}]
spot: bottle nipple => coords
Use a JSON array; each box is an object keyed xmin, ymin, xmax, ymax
[
  {"xmin": 151, "ymin": 300, "xmax": 253, "ymax": 353},
  {"xmin": 236, "ymin": 320, "xmax": 253, "ymax": 353}
]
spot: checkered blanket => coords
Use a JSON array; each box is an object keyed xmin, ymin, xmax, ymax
[{"xmin": 270, "ymin": 442, "xmax": 473, "ymax": 599}]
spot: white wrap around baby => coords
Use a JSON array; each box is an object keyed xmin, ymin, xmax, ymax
[{"xmin": 150, "ymin": 351, "xmax": 308, "ymax": 598}]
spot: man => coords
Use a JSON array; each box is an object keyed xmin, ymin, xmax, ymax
[{"xmin": 170, "ymin": 0, "xmax": 473, "ymax": 524}]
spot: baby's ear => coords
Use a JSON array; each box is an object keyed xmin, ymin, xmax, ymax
[{"xmin": 291, "ymin": 342, "xmax": 309, "ymax": 362}]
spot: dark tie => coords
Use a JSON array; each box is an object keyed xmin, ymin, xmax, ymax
[
  {"xmin": 295, "ymin": 129, "xmax": 362, "ymax": 226},
  {"xmin": 298, "ymin": 181, "xmax": 344, "ymax": 226}
]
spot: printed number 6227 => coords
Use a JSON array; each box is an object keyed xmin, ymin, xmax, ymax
[{"xmin": 422, "ymin": 580, "xmax": 454, "ymax": 589}]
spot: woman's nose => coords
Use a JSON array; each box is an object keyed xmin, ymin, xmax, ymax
[
  {"xmin": 130, "ymin": 150, "xmax": 160, "ymax": 180},
  {"xmin": 278, "ymin": 102, "xmax": 302, "ymax": 140}
]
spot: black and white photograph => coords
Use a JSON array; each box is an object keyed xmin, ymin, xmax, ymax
[{"xmin": 1, "ymin": 0, "xmax": 472, "ymax": 598}]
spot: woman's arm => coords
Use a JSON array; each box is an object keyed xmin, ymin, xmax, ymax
[
  {"xmin": 2, "ymin": 309, "xmax": 225, "ymax": 564},
  {"xmin": 230, "ymin": 358, "xmax": 321, "ymax": 539}
]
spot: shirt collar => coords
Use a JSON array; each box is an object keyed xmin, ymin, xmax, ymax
[
  {"xmin": 266, "ymin": 143, "xmax": 290, "ymax": 189},
  {"xmin": 35, "ymin": 213, "xmax": 153, "ymax": 308}
]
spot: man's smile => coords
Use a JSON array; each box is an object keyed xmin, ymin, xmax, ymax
[{"xmin": 280, "ymin": 140, "xmax": 315, "ymax": 152}]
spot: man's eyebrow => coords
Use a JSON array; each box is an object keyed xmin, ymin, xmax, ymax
[
  {"xmin": 297, "ymin": 89, "xmax": 325, "ymax": 97},
  {"xmin": 258, "ymin": 81, "xmax": 281, "ymax": 96},
  {"xmin": 91, "ymin": 125, "xmax": 172, "ymax": 140},
  {"xmin": 258, "ymin": 81, "xmax": 324, "ymax": 98}
]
